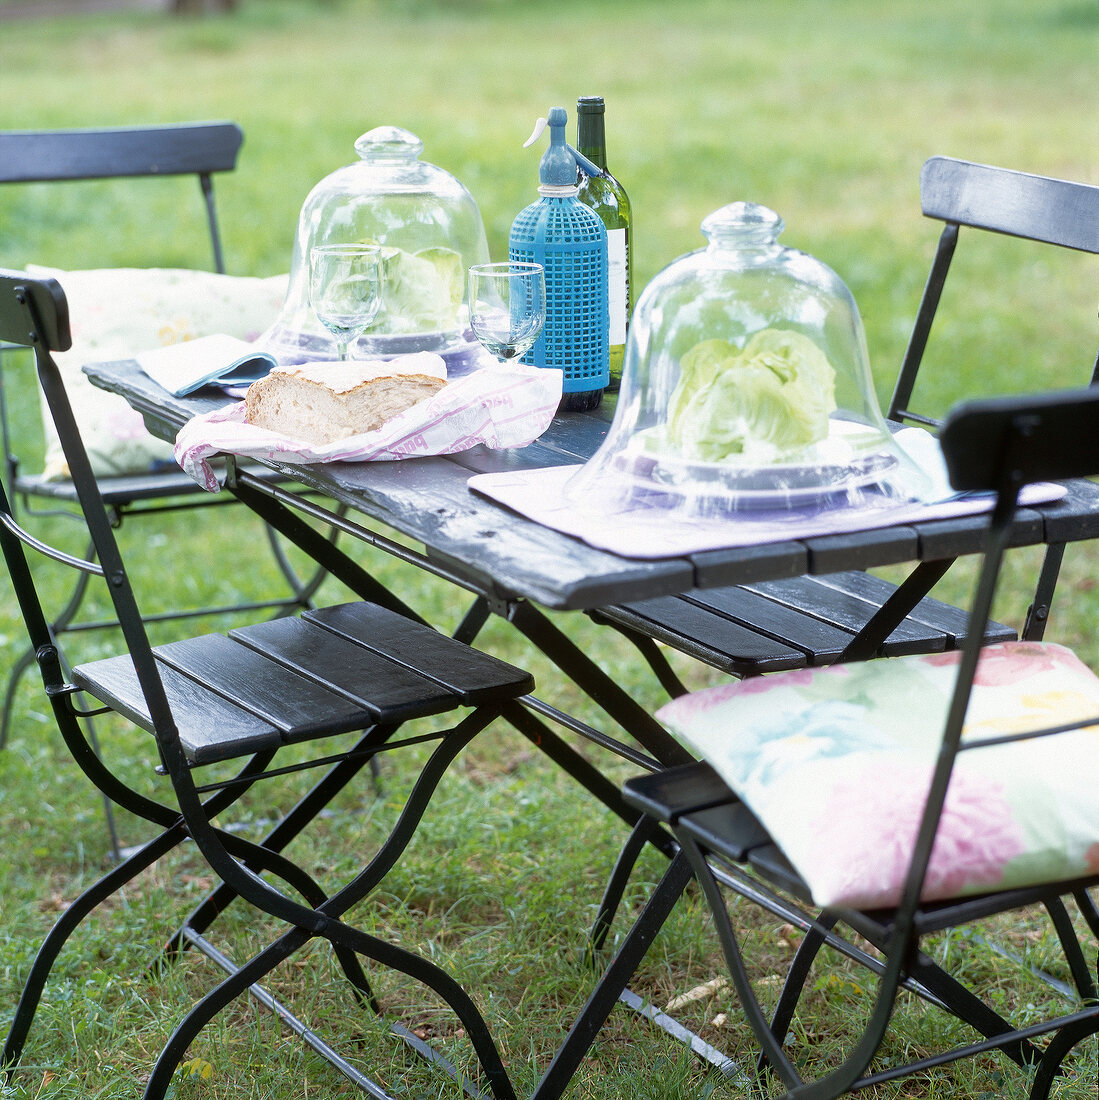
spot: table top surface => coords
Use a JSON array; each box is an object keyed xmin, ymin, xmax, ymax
[{"xmin": 86, "ymin": 358, "xmax": 1099, "ymax": 612}]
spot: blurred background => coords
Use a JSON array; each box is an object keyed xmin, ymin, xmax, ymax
[
  {"xmin": 2, "ymin": 0, "xmax": 1096, "ymax": 413},
  {"xmin": 1, "ymin": 4, "xmax": 1097, "ymax": 1096}
]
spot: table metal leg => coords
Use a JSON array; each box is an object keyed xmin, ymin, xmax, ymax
[
  {"xmin": 530, "ymin": 852, "xmax": 694, "ymax": 1100},
  {"xmin": 505, "ymin": 599, "xmax": 694, "ymax": 767}
]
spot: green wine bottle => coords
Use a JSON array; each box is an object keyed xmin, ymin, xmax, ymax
[{"xmin": 576, "ymin": 95, "xmax": 632, "ymax": 393}]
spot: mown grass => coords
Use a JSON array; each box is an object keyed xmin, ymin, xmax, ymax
[{"xmin": 1, "ymin": 0, "xmax": 1097, "ymax": 1096}]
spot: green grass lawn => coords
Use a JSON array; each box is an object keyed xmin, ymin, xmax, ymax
[{"xmin": 1, "ymin": 0, "xmax": 1097, "ymax": 1096}]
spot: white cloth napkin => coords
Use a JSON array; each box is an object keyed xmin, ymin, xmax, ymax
[{"xmin": 175, "ymin": 359, "xmax": 563, "ymax": 492}]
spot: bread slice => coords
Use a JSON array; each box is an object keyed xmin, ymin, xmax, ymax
[{"xmin": 245, "ymin": 358, "xmax": 448, "ymax": 444}]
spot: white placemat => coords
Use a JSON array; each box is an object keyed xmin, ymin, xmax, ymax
[{"xmin": 468, "ymin": 430, "xmax": 1066, "ymax": 560}]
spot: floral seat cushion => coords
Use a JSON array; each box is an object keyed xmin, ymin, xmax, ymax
[
  {"xmin": 27, "ymin": 265, "xmax": 287, "ymax": 479},
  {"xmin": 656, "ymin": 641, "xmax": 1099, "ymax": 910}
]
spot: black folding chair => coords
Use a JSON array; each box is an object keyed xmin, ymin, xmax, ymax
[
  {"xmin": 559, "ymin": 156, "xmax": 1099, "ymax": 977},
  {"xmin": 0, "ymin": 269, "xmax": 536, "ymax": 1097},
  {"xmin": 0, "ymin": 122, "xmax": 328, "ymax": 757},
  {"xmin": 624, "ymin": 387, "xmax": 1099, "ymax": 1098},
  {"xmin": 592, "ymin": 156, "xmax": 1099, "ymax": 689}
]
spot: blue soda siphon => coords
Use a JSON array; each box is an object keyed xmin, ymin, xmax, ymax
[{"xmin": 509, "ymin": 106, "xmax": 610, "ymax": 412}]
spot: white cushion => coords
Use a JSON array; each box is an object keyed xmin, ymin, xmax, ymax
[
  {"xmin": 28, "ymin": 266, "xmax": 287, "ymax": 478},
  {"xmin": 656, "ymin": 642, "xmax": 1099, "ymax": 910}
]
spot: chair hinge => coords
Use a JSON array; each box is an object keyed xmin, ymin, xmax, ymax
[
  {"xmin": 489, "ymin": 594, "xmax": 518, "ymax": 620},
  {"xmin": 36, "ymin": 644, "xmax": 65, "ymax": 681}
]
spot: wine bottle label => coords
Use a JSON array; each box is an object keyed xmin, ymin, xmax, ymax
[{"xmin": 607, "ymin": 227, "xmax": 628, "ymax": 344}]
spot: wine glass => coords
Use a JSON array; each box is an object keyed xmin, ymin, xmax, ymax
[
  {"xmin": 468, "ymin": 261, "xmax": 546, "ymax": 363},
  {"xmin": 309, "ymin": 243, "xmax": 384, "ymax": 361}
]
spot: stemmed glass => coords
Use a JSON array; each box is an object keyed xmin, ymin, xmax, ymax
[
  {"xmin": 468, "ymin": 261, "xmax": 546, "ymax": 363},
  {"xmin": 309, "ymin": 243, "xmax": 385, "ymax": 361}
]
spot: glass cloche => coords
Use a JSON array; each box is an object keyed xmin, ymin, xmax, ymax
[
  {"xmin": 566, "ymin": 201, "xmax": 929, "ymax": 516},
  {"xmin": 261, "ymin": 126, "xmax": 490, "ymax": 365}
]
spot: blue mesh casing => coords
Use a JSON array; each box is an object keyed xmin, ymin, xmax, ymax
[{"xmin": 510, "ymin": 195, "xmax": 609, "ymax": 393}]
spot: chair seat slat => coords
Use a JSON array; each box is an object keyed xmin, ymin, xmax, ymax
[
  {"xmin": 73, "ymin": 602, "xmax": 535, "ymax": 765},
  {"xmin": 749, "ymin": 574, "xmax": 950, "ymax": 653},
  {"xmin": 626, "ymin": 762, "xmax": 812, "ymax": 899},
  {"xmin": 607, "ymin": 569, "xmax": 1015, "ymax": 676},
  {"xmin": 682, "ymin": 585, "xmax": 854, "ymax": 663},
  {"xmin": 154, "ymin": 633, "xmax": 374, "ymax": 740},
  {"xmin": 228, "ymin": 615, "xmax": 464, "ymax": 722},
  {"xmin": 73, "ymin": 654, "xmax": 282, "ymax": 764},
  {"xmin": 615, "ymin": 761, "xmax": 732, "ymax": 824},
  {"xmin": 598, "ymin": 596, "xmax": 807, "ymax": 674},
  {"xmin": 808, "ymin": 571, "xmax": 1015, "ymax": 646},
  {"xmin": 304, "ymin": 602, "xmax": 534, "ymax": 703},
  {"xmin": 14, "ymin": 469, "xmax": 207, "ymax": 505},
  {"xmin": 15, "ymin": 461, "xmax": 292, "ymax": 506}
]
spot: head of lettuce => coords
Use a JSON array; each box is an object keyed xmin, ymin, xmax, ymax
[{"xmin": 665, "ymin": 328, "xmax": 838, "ymax": 463}]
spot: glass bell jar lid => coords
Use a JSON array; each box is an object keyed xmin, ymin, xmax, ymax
[
  {"xmin": 566, "ymin": 201, "xmax": 930, "ymax": 517},
  {"xmin": 261, "ymin": 126, "xmax": 490, "ymax": 365}
]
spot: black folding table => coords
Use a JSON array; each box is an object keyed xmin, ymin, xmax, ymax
[{"xmin": 84, "ymin": 357, "xmax": 1099, "ymax": 1097}]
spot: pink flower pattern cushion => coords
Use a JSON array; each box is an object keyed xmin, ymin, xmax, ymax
[{"xmin": 656, "ymin": 642, "xmax": 1099, "ymax": 909}]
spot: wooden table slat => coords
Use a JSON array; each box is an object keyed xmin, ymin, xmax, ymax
[{"xmin": 83, "ymin": 359, "xmax": 1099, "ymax": 612}]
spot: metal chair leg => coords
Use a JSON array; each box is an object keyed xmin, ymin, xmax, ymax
[
  {"xmin": 1044, "ymin": 895, "xmax": 1099, "ymax": 1002},
  {"xmin": 0, "ymin": 644, "xmax": 34, "ymax": 750},
  {"xmin": 757, "ymin": 911, "xmax": 838, "ymax": 1078},
  {"xmin": 154, "ymin": 725, "xmax": 388, "ymax": 967},
  {"xmin": 0, "ymin": 535, "xmax": 95, "ymax": 749},
  {"xmin": 146, "ymin": 712, "xmax": 520, "ymax": 1100},
  {"xmin": 5, "ymin": 626, "xmax": 123, "ymax": 858},
  {"xmin": 2, "ymin": 823, "xmax": 186, "ymax": 1080},
  {"xmin": 1027, "ymin": 1011, "xmax": 1099, "ymax": 1100},
  {"xmin": 1073, "ymin": 888, "xmax": 1099, "ymax": 939},
  {"xmin": 585, "ymin": 816, "xmax": 662, "ymax": 961}
]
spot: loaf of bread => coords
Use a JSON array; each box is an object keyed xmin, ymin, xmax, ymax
[{"xmin": 245, "ymin": 357, "xmax": 448, "ymax": 444}]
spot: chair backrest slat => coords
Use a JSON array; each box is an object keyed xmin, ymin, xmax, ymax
[
  {"xmin": 940, "ymin": 387, "xmax": 1099, "ymax": 491},
  {"xmin": 920, "ymin": 156, "xmax": 1099, "ymax": 254},
  {"xmin": 889, "ymin": 157, "xmax": 1099, "ymax": 427},
  {"xmin": 0, "ymin": 122, "xmax": 243, "ymax": 184},
  {"xmin": 0, "ymin": 122, "xmax": 243, "ymax": 274}
]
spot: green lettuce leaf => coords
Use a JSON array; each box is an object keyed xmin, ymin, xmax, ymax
[
  {"xmin": 665, "ymin": 329, "xmax": 837, "ymax": 461},
  {"xmin": 361, "ymin": 242, "xmax": 464, "ymax": 334}
]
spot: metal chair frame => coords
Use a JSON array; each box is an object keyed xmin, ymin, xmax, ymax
[
  {"xmin": 0, "ymin": 270, "xmax": 542, "ymax": 1098},
  {"xmin": 623, "ymin": 387, "xmax": 1099, "ymax": 1098},
  {"xmin": 0, "ymin": 122, "xmax": 328, "ymax": 756}
]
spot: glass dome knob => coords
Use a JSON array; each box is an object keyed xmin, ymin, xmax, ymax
[
  {"xmin": 701, "ymin": 202, "xmax": 785, "ymax": 252},
  {"xmin": 354, "ymin": 126, "xmax": 425, "ymax": 164}
]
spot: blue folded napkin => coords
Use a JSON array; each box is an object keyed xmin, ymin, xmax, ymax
[{"xmin": 136, "ymin": 333, "xmax": 276, "ymax": 397}]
